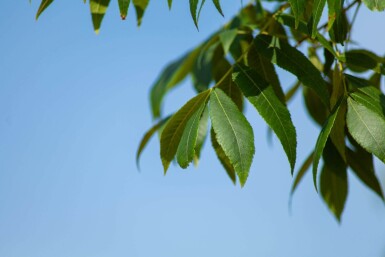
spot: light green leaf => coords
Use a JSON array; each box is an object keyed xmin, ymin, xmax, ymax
[
  {"xmin": 253, "ymin": 34, "xmax": 330, "ymax": 107},
  {"xmin": 151, "ymin": 47, "xmax": 201, "ymax": 118},
  {"xmin": 194, "ymin": 107, "xmax": 209, "ymax": 165},
  {"xmin": 90, "ymin": 0, "xmax": 111, "ymax": 34},
  {"xmin": 118, "ymin": 0, "xmax": 130, "ymax": 19},
  {"xmin": 209, "ymin": 88, "xmax": 255, "ymax": 187},
  {"xmin": 212, "ymin": 0, "xmax": 224, "ymax": 16},
  {"xmin": 176, "ymin": 102, "xmax": 207, "ymax": 168},
  {"xmin": 310, "ymin": 0, "xmax": 327, "ymax": 38},
  {"xmin": 291, "ymin": 151, "xmax": 314, "ymax": 196},
  {"xmin": 320, "ymin": 141, "xmax": 348, "ymax": 222},
  {"xmin": 233, "ymin": 64, "xmax": 297, "ymax": 173},
  {"xmin": 347, "ymin": 98, "xmax": 385, "ymax": 164},
  {"xmin": 160, "ymin": 90, "xmax": 211, "ymax": 173},
  {"xmin": 133, "ymin": 0, "xmax": 149, "ymax": 26},
  {"xmin": 219, "ymin": 29, "xmax": 238, "ymax": 55},
  {"xmin": 313, "ymin": 98, "xmax": 343, "ymax": 189},
  {"xmin": 136, "ymin": 116, "xmax": 170, "ymax": 169},
  {"xmin": 362, "ymin": 0, "xmax": 385, "ymax": 11},
  {"xmin": 211, "ymin": 129, "xmax": 237, "ymax": 184},
  {"xmin": 347, "ymin": 147, "xmax": 384, "ymax": 200},
  {"xmin": 36, "ymin": 0, "xmax": 54, "ymax": 20},
  {"xmin": 288, "ymin": 0, "xmax": 305, "ymax": 28}
]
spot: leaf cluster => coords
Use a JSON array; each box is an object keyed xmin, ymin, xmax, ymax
[{"xmin": 34, "ymin": 0, "xmax": 385, "ymax": 221}]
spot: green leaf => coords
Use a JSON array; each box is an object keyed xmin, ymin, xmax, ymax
[
  {"xmin": 151, "ymin": 48, "xmax": 201, "ymax": 118},
  {"xmin": 118, "ymin": 0, "xmax": 130, "ymax": 20},
  {"xmin": 211, "ymin": 129, "xmax": 237, "ymax": 184},
  {"xmin": 313, "ymin": 98, "xmax": 343, "ymax": 189},
  {"xmin": 275, "ymin": 14, "xmax": 337, "ymax": 58},
  {"xmin": 192, "ymin": 42, "xmax": 217, "ymax": 93},
  {"xmin": 310, "ymin": 0, "xmax": 327, "ymax": 38},
  {"xmin": 328, "ymin": 10, "xmax": 348, "ymax": 44},
  {"xmin": 362, "ymin": 0, "xmax": 385, "ymax": 11},
  {"xmin": 233, "ymin": 64, "xmax": 297, "ymax": 173},
  {"xmin": 89, "ymin": 0, "xmax": 111, "ymax": 34},
  {"xmin": 327, "ymin": 0, "xmax": 344, "ymax": 30},
  {"xmin": 344, "ymin": 50, "xmax": 382, "ymax": 73},
  {"xmin": 209, "ymin": 88, "xmax": 255, "ymax": 186},
  {"xmin": 168, "ymin": 0, "xmax": 172, "ymax": 9},
  {"xmin": 347, "ymin": 97, "xmax": 385, "ymax": 164},
  {"xmin": 288, "ymin": 0, "xmax": 305, "ymax": 28},
  {"xmin": 194, "ymin": 107, "xmax": 209, "ymax": 165},
  {"xmin": 347, "ymin": 147, "xmax": 384, "ymax": 200},
  {"xmin": 349, "ymin": 90, "xmax": 385, "ymax": 120},
  {"xmin": 320, "ymin": 140, "xmax": 348, "ymax": 222},
  {"xmin": 212, "ymin": 0, "xmax": 224, "ymax": 16},
  {"xmin": 219, "ymin": 29, "xmax": 238, "ymax": 55},
  {"xmin": 190, "ymin": 0, "xmax": 206, "ymax": 29},
  {"xmin": 291, "ymin": 151, "xmax": 314, "ymax": 196},
  {"xmin": 176, "ymin": 102, "xmax": 207, "ymax": 168},
  {"xmin": 253, "ymin": 34, "xmax": 330, "ymax": 107},
  {"xmin": 133, "ymin": 0, "xmax": 149, "ymax": 26},
  {"xmin": 247, "ymin": 47, "xmax": 286, "ymax": 104},
  {"xmin": 160, "ymin": 90, "xmax": 211, "ymax": 173},
  {"xmin": 36, "ymin": 0, "xmax": 54, "ymax": 20},
  {"xmin": 136, "ymin": 116, "xmax": 171, "ymax": 170}
]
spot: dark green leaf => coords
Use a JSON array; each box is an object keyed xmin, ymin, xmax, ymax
[
  {"xmin": 347, "ymin": 98, "xmax": 385, "ymax": 164},
  {"xmin": 209, "ymin": 88, "xmax": 255, "ymax": 186},
  {"xmin": 160, "ymin": 90, "xmax": 211, "ymax": 173},
  {"xmin": 327, "ymin": 0, "xmax": 344, "ymax": 30},
  {"xmin": 176, "ymin": 102, "xmax": 207, "ymax": 168},
  {"xmin": 347, "ymin": 147, "xmax": 384, "ymax": 199},
  {"xmin": 362, "ymin": 0, "xmax": 385, "ymax": 11},
  {"xmin": 151, "ymin": 48, "xmax": 201, "ymax": 118},
  {"xmin": 133, "ymin": 0, "xmax": 149, "ymax": 26},
  {"xmin": 320, "ymin": 140, "xmax": 348, "ymax": 222},
  {"xmin": 313, "ymin": 98, "xmax": 343, "ymax": 189},
  {"xmin": 211, "ymin": 129, "xmax": 237, "ymax": 184},
  {"xmin": 190, "ymin": 0, "xmax": 206, "ymax": 29},
  {"xmin": 136, "ymin": 116, "xmax": 170, "ymax": 169},
  {"xmin": 310, "ymin": 0, "xmax": 327, "ymax": 38},
  {"xmin": 36, "ymin": 0, "xmax": 54, "ymax": 20},
  {"xmin": 288, "ymin": 0, "xmax": 306, "ymax": 28},
  {"xmin": 328, "ymin": 10, "xmax": 348, "ymax": 44},
  {"xmin": 253, "ymin": 34, "xmax": 330, "ymax": 107},
  {"xmin": 233, "ymin": 64, "xmax": 297, "ymax": 172},
  {"xmin": 168, "ymin": 0, "xmax": 172, "ymax": 9},
  {"xmin": 212, "ymin": 0, "xmax": 224, "ymax": 16},
  {"xmin": 118, "ymin": 0, "xmax": 130, "ymax": 20},
  {"xmin": 291, "ymin": 151, "xmax": 314, "ymax": 196},
  {"xmin": 219, "ymin": 29, "xmax": 238, "ymax": 55},
  {"xmin": 89, "ymin": 0, "xmax": 111, "ymax": 34},
  {"xmin": 345, "ymin": 50, "xmax": 382, "ymax": 73}
]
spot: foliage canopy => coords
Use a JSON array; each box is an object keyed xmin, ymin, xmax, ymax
[{"xmin": 34, "ymin": 0, "xmax": 385, "ymax": 221}]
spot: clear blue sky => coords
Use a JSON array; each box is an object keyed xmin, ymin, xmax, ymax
[{"xmin": 1, "ymin": 1, "xmax": 385, "ymax": 257}]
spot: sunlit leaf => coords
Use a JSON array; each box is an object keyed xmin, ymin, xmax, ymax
[
  {"xmin": 211, "ymin": 129, "xmax": 237, "ymax": 184},
  {"xmin": 310, "ymin": 0, "xmax": 327, "ymax": 38},
  {"xmin": 176, "ymin": 102, "xmax": 207, "ymax": 168},
  {"xmin": 219, "ymin": 29, "xmax": 238, "ymax": 55},
  {"xmin": 313, "ymin": 98, "xmax": 343, "ymax": 189},
  {"xmin": 118, "ymin": 0, "xmax": 130, "ymax": 20},
  {"xmin": 209, "ymin": 88, "xmax": 255, "ymax": 186},
  {"xmin": 347, "ymin": 97, "xmax": 385, "ymax": 164},
  {"xmin": 288, "ymin": 0, "xmax": 305, "ymax": 28},
  {"xmin": 253, "ymin": 34, "xmax": 330, "ymax": 106},
  {"xmin": 233, "ymin": 64, "xmax": 297, "ymax": 173},
  {"xmin": 362, "ymin": 0, "xmax": 385, "ymax": 11},
  {"xmin": 133, "ymin": 0, "xmax": 149, "ymax": 26},
  {"xmin": 89, "ymin": 0, "xmax": 111, "ymax": 34},
  {"xmin": 36, "ymin": 0, "xmax": 54, "ymax": 20},
  {"xmin": 160, "ymin": 90, "xmax": 211, "ymax": 173}
]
